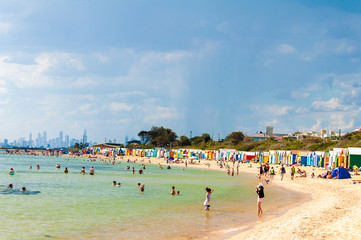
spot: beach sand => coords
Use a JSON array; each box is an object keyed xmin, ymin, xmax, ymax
[{"xmin": 80, "ymin": 153, "xmax": 361, "ymax": 240}]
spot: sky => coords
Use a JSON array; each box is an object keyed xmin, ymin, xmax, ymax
[{"xmin": 1, "ymin": 0, "xmax": 361, "ymax": 143}]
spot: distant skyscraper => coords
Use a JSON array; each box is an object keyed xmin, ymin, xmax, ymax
[
  {"xmin": 59, "ymin": 131, "xmax": 63, "ymax": 147},
  {"xmin": 114, "ymin": 139, "xmax": 116, "ymax": 143},
  {"xmin": 37, "ymin": 133, "xmax": 42, "ymax": 147},
  {"xmin": 29, "ymin": 133, "xmax": 32, "ymax": 147},
  {"xmin": 125, "ymin": 136, "xmax": 129, "ymax": 145},
  {"xmin": 65, "ymin": 135, "xmax": 70, "ymax": 147},
  {"xmin": 83, "ymin": 129, "xmax": 87, "ymax": 143},
  {"xmin": 43, "ymin": 131, "xmax": 47, "ymax": 147}
]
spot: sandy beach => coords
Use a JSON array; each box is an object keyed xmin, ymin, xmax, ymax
[{"xmin": 81, "ymin": 154, "xmax": 361, "ymax": 240}]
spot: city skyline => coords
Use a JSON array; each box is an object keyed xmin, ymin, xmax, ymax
[
  {"xmin": 1, "ymin": 129, "xmax": 91, "ymax": 148},
  {"xmin": 0, "ymin": 1, "xmax": 361, "ymax": 142}
]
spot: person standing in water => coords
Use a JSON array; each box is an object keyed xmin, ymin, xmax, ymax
[
  {"xmin": 170, "ymin": 186, "xmax": 176, "ymax": 196},
  {"xmin": 204, "ymin": 187, "xmax": 214, "ymax": 211},
  {"xmin": 256, "ymin": 183, "xmax": 264, "ymax": 216},
  {"xmin": 89, "ymin": 166, "xmax": 95, "ymax": 175},
  {"xmin": 138, "ymin": 184, "xmax": 145, "ymax": 192},
  {"xmin": 80, "ymin": 167, "xmax": 85, "ymax": 174},
  {"xmin": 9, "ymin": 168, "xmax": 14, "ymax": 175}
]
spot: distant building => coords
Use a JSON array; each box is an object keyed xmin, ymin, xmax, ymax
[
  {"xmin": 250, "ymin": 133, "xmax": 269, "ymax": 141},
  {"xmin": 266, "ymin": 126, "xmax": 274, "ymax": 136}
]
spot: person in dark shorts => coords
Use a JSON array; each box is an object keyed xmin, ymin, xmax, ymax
[{"xmin": 280, "ymin": 164, "xmax": 286, "ymax": 180}]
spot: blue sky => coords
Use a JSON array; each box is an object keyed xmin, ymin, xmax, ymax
[{"xmin": 1, "ymin": 0, "xmax": 361, "ymax": 142}]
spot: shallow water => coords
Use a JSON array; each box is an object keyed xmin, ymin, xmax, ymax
[{"xmin": 0, "ymin": 153, "xmax": 303, "ymax": 239}]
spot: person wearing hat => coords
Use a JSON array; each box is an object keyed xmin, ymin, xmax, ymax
[{"xmin": 256, "ymin": 183, "xmax": 264, "ymax": 216}]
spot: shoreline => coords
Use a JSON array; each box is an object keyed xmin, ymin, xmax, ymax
[
  {"xmin": 78, "ymin": 154, "xmax": 316, "ymax": 239},
  {"xmin": 5, "ymin": 151, "xmax": 361, "ymax": 239}
]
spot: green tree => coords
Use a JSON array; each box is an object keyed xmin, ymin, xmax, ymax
[
  {"xmin": 138, "ymin": 130, "xmax": 151, "ymax": 144},
  {"xmin": 226, "ymin": 131, "xmax": 245, "ymax": 145},
  {"xmin": 148, "ymin": 126, "xmax": 178, "ymax": 147},
  {"xmin": 201, "ymin": 133, "xmax": 211, "ymax": 143},
  {"xmin": 179, "ymin": 135, "xmax": 191, "ymax": 146}
]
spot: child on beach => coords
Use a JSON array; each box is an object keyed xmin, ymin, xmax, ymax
[
  {"xmin": 256, "ymin": 183, "xmax": 264, "ymax": 216},
  {"xmin": 204, "ymin": 187, "xmax": 214, "ymax": 211}
]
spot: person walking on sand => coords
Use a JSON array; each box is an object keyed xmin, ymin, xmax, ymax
[
  {"xmin": 291, "ymin": 165, "xmax": 295, "ymax": 180},
  {"xmin": 256, "ymin": 183, "xmax": 264, "ymax": 216},
  {"xmin": 204, "ymin": 187, "xmax": 214, "ymax": 211},
  {"xmin": 258, "ymin": 164, "xmax": 263, "ymax": 179},
  {"xmin": 280, "ymin": 164, "xmax": 286, "ymax": 181}
]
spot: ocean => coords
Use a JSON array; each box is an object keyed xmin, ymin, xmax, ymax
[{"xmin": 0, "ymin": 153, "xmax": 303, "ymax": 239}]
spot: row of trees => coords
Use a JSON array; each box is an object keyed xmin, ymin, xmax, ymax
[{"xmin": 135, "ymin": 126, "xmax": 245, "ymax": 148}]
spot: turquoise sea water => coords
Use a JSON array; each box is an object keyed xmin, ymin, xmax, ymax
[{"xmin": 0, "ymin": 153, "xmax": 302, "ymax": 239}]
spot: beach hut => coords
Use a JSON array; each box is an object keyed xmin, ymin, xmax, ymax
[
  {"xmin": 331, "ymin": 148, "xmax": 347, "ymax": 168},
  {"xmin": 348, "ymin": 147, "xmax": 361, "ymax": 168},
  {"xmin": 290, "ymin": 150, "xmax": 308, "ymax": 165},
  {"xmin": 263, "ymin": 152, "xmax": 269, "ymax": 163}
]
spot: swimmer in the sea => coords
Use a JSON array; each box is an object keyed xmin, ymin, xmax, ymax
[
  {"xmin": 139, "ymin": 184, "xmax": 145, "ymax": 192},
  {"xmin": 171, "ymin": 186, "xmax": 176, "ymax": 196},
  {"xmin": 89, "ymin": 166, "xmax": 95, "ymax": 175}
]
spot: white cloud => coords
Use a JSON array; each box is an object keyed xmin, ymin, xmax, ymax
[
  {"xmin": 109, "ymin": 102, "xmax": 133, "ymax": 112},
  {"xmin": 277, "ymin": 44, "xmax": 296, "ymax": 54},
  {"xmin": 144, "ymin": 106, "xmax": 177, "ymax": 123},
  {"xmin": 0, "ymin": 22, "xmax": 11, "ymax": 34},
  {"xmin": 311, "ymin": 119, "xmax": 322, "ymax": 131},
  {"xmin": 291, "ymin": 91, "xmax": 310, "ymax": 99},
  {"xmin": 0, "ymin": 52, "xmax": 87, "ymax": 87},
  {"xmin": 328, "ymin": 114, "xmax": 354, "ymax": 131},
  {"xmin": 335, "ymin": 41, "xmax": 355, "ymax": 55},
  {"xmin": 311, "ymin": 98, "xmax": 349, "ymax": 111},
  {"xmin": 295, "ymin": 107, "xmax": 309, "ymax": 114},
  {"xmin": 250, "ymin": 104, "xmax": 293, "ymax": 116}
]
